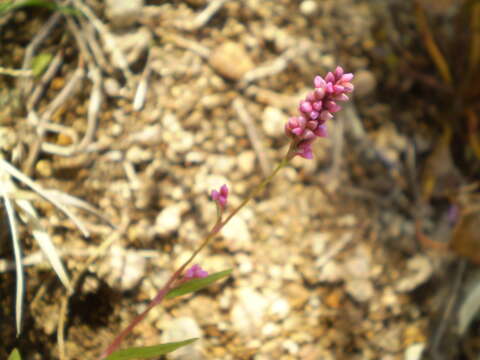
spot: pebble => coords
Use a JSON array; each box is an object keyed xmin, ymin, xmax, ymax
[
  {"xmin": 126, "ymin": 145, "xmax": 152, "ymax": 164},
  {"xmin": 209, "ymin": 42, "xmax": 254, "ymax": 81},
  {"xmin": 97, "ymin": 245, "xmax": 146, "ymax": 291},
  {"xmin": 35, "ymin": 159, "xmax": 52, "ymax": 177},
  {"xmin": 283, "ymin": 339, "xmax": 299, "ymax": 355},
  {"xmin": 221, "ymin": 215, "xmax": 252, "ymax": 251},
  {"xmin": 404, "ymin": 343, "xmax": 426, "ymax": 360},
  {"xmin": 345, "ymin": 278, "xmax": 374, "ymax": 303},
  {"xmin": 106, "ymin": 0, "xmax": 144, "ymax": 27},
  {"xmin": 395, "ymin": 255, "xmax": 433, "ymax": 293},
  {"xmin": 317, "ymin": 261, "xmax": 344, "ymax": 283},
  {"xmin": 161, "ymin": 317, "xmax": 204, "ymax": 360},
  {"xmin": 269, "ymin": 297, "xmax": 290, "ymax": 320},
  {"xmin": 262, "ymin": 322, "xmax": 280, "ymax": 338},
  {"xmin": 155, "ymin": 203, "xmax": 188, "ymax": 236},
  {"xmin": 353, "ymin": 69, "xmax": 377, "ymax": 98},
  {"xmin": 231, "ymin": 288, "xmax": 268, "ymax": 335},
  {"xmin": 299, "ymin": 1, "xmax": 318, "ymax": 16},
  {"xmin": 262, "ymin": 106, "xmax": 287, "ymax": 138},
  {"xmin": 237, "ymin": 151, "xmax": 256, "ymax": 175}
]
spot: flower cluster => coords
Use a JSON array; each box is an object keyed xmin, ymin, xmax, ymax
[
  {"xmin": 285, "ymin": 66, "xmax": 354, "ymax": 159},
  {"xmin": 211, "ymin": 184, "xmax": 229, "ymax": 209},
  {"xmin": 184, "ymin": 264, "xmax": 209, "ymax": 280}
]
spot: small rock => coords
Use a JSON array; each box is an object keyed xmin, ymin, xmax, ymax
[
  {"xmin": 104, "ymin": 78, "xmax": 121, "ymax": 97},
  {"xmin": 98, "ymin": 245, "xmax": 146, "ymax": 291},
  {"xmin": 269, "ymin": 298, "xmax": 290, "ymax": 320},
  {"xmin": 299, "ymin": 1, "xmax": 318, "ymax": 16},
  {"xmin": 35, "ymin": 159, "xmax": 52, "ymax": 177},
  {"xmin": 353, "ymin": 69, "xmax": 377, "ymax": 98},
  {"xmin": 237, "ymin": 151, "xmax": 256, "ymax": 175},
  {"xmin": 106, "ymin": 0, "xmax": 144, "ymax": 27},
  {"xmin": 395, "ymin": 255, "xmax": 433, "ymax": 293},
  {"xmin": 262, "ymin": 106, "xmax": 287, "ymax": 138},
  {"xmin": 318, "ymin": 261, "xmax": 344, "ymax": 283},
  {"xmin": 231, "ymin": 288, "xmax": 268, "ymax": 335},
  {"xmin": 221, "ymin": 215, "xmax": 252, "ymax": 251},
  {"xmin": 283, "ymin": 339, "xmax": 299, "ymax": 355},
  {"xmin": 155, "ymin": 203, "xmax": 188, "ymax": 236},
  {"xmin": 126, "ymin": 145, "xmax": 152, "ymax": 164},
  {"xmin": 345, "ymin": 278, "xmax": 374, "ymax": 303},
  {"xmin": 405, "ymin": 343, "xmax": 426, "ymax": 360},
  {"xmin": 262, "ymin": 322, "xmax": 280, "ymax": 338},
  {"xmin": 209, "ymin": 42, "xmax": 254, "ymax": 81},
  {"xmin": 161, "ymin": 317, "xmax": 204, "ymax": 360}
]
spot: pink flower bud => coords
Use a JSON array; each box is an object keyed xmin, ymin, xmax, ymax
[
  {"xmin": 314, "ymin": 76, "xmax": 326, "ymax": 88},
  {"xmin": 296, "ymin": 141, "xmax": 313, "ymax": 159},
  {"xmin": 325, "ymin": 72, "xmax": 335, "ymax": 83},
  {"xmin": 185, "ymin": 264, "xmax": 208, "ymax": 280},
  {"xmin": 211, "ymin": 184, "xmax": 228, "ymax": 209},
  {"xmin": 334, "ymin": 66, "xmax": 344, "ymax": 79}
]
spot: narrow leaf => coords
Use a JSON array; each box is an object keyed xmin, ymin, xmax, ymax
[
  {"xmin": 16, "ymin": 199, "xmax": 72, "ymax": 291},
  {"xmin": 1, "ymin": 190, "xmax": 24, "ymax": 335},
  {"xmin": 104, "ymin": 338, "xmax": 198, "ymax": 360},
  {"xmin": 7, "ymin": 348, "xmax": 22, "ymax": 360},
  {"xmin": 31, "ymin": 53, "xmax": 52, "ymax": 77},
  {"xmin": 166, "ymin": 269, "xmax": 232, "ymax": 299}
]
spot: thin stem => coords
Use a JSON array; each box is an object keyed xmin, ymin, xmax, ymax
[{"xmin": 100, "ymin": 145, "xmax": 293, "ymax": 358}]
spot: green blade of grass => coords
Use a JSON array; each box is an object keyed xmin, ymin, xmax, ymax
[
  {"xmin": 104, "ymin": 338, "xmax": 198, "ymax": 360},
  {"xmin": 166, "ymin": 269, "xmax": 232, "ymax": 300},
  {"xmin": 7, "ymin": 348, "xmax": 22, "ymax": 360}
]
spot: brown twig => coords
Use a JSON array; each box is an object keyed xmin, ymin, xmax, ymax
[{"xmin": 233, "ymin": 97, "xmax": 271, "ymax": 176}]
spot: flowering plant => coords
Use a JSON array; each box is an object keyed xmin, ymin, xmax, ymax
[{"xmin": 100, "ymin": 67, "xmax": 354, "ymax": 359}]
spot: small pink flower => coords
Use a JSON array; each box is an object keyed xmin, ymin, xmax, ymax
[
  {"xmin": 211, "ymin": 184, "xmax": 229, "ymax": 209},
  {"xmin": 184, "ymin": 264, "xmax": 209, "ymax": 280}
]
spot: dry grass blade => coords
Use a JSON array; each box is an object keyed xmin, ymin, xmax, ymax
[
  {"xmin": 415, "ymin": 2, "xmax": 453, "ymax": 85},
  {"xmin": 1, "ymin": 187, "xmax": 24, "ymax": 336},
  {"xmin": 44, "ymin": 189, "xmax": 115, "ymax": 228},
  {"xmin": 0, "ymin": 159, "xmax": 90, "ymax": 237},
  {"xmin": 16, "ymin": 199, "xmax": 72, "ymax": 292}
]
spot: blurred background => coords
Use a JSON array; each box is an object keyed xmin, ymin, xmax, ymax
[{"xmin": 1, "ymin": 0, "xmax": 479, "ymax": 359}]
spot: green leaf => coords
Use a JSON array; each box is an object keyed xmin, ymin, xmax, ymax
[
  {"xmin": 104, "ymin": 338, "xmax": 198, "ymax": 360},
  {"xmin": 31, "ymin": 53, "xmax": 52, "ymax": 77},
  {"xmin": 166, "ymin": 269, "xmax": 232, "ymax": 300},
  {"xmin": 8, "ymin": 349, "xmax": 22, "ymax": 360}
]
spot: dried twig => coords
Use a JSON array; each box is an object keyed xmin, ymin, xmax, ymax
[
  {"xmin": 241, "ymin": 41, "xmax": 310, "ymax": 85},
  {"xmin": 19, "ymin": 12, "xmax": 63, "ymax": 95},
  {"xmin": 23, "ymin": 66, "xmax": 84, "ymax": 174},
  {"xmin": 234, "ymin": 98, "xmax": 271, "ymax": 176},
  {"xmin": 27, "ymin": 51, "xmax": 64, "ymax": 110},
  {"xmin": 179, "ymin": 0, "xmax": 229, "ymax": 31}
]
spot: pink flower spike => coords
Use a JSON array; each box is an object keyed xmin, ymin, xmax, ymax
[{"xmin": 185, "ymin": 264, "xmax": 209, "ymax": 280}]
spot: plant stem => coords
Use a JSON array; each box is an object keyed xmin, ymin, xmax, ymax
[{"xmin": 100, "ymin": 149, "xmax": 292, "ymax": 359}]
